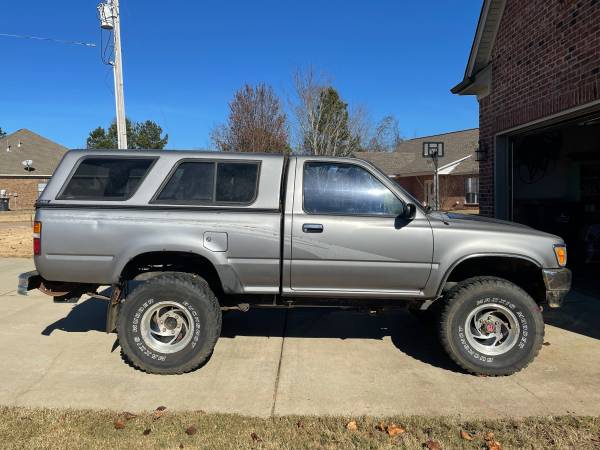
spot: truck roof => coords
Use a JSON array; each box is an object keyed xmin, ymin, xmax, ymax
[{"xmin": 67, "ymin": 149, "xmax": 287, "ymax": 160}]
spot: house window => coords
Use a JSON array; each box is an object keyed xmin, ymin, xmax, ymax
[
  {"xmin": 465, "ymin": 177, "xmax": 479, "ymax": 204},
  {"xmin": 37, "ymin": 183, "xmax": 47, "ymax": 198}
]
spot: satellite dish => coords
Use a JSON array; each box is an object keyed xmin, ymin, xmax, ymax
[{"xmin": 22, "ymin": 160, "xmax": 34, "ymax": 171}]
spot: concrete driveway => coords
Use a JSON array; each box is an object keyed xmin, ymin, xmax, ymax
[{"xmin": 1, "ymin": 258, "xmax": 599, "ymax": 417}]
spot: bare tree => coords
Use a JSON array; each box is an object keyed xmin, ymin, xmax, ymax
[
  {"xmin": 365, "ymin": 115, "xmax": 402, "ymax": 152},
  {"xmin": 292, "ymin": 68, "xmax": 361, "ymax": 156},
  {"xmin": 211, "ymin": 83, "xmax": 289, "ymax": 153}
]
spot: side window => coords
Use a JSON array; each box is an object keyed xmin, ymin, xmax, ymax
[
  {"xmin": 156, "ymin": 162, "xmax": 215, "ymax": 202},
  {"xmin": 303, "ymin": 162, "xmax": 404, "ymax": 216},
  {"xmin": 59, "ymin": 157, "xmax": 155, "ymax": 200},
  {"xmin": 216, "ymin": 162, "xmax": 259, "ymax": 203},
  {"xmin": 155, "ymin": 160, "xmax": 259, "ymax": 204}
]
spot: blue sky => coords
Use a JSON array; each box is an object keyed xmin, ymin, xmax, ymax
[{"xmin": 1, "ymin": 1, "xmax": 481, "ymax": 149}]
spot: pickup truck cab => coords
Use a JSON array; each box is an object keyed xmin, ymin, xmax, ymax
[{"xmin": 19, "ymin": 150, "xmax": 571, "ymax": 375}]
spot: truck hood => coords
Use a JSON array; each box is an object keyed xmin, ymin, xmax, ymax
[{"xmin": 428, "ymin": 212, "xmax": 561, "ymax": 239}]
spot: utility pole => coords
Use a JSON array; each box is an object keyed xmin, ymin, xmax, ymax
[
  {"xmin": 432, "ymin": 155, "xmax": 440, "ymax": 211},
  {"xmin": 112, "ymin": 0, "xmax": 127, "ymax": 149},
  {"xmin": 98, "ymin": 0, "xmax": 127, "ymax": 149}
]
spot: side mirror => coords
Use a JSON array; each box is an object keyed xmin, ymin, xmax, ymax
[
  {"xmin": 403, "ymin": 203, "xmax": 417, "ymax": 220},
  {"xmin": 394, "ymin": 203, "xmax": 416, "ymax": 229}
]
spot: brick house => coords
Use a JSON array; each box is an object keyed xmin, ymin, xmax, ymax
[
  {"xmin": 452, "ymin": 0, "xmax": 600, "ymax": 280},
  {"xmin": 0, "ymin": 129, "xmax": 67, "ymax": 210},
  {"xmin": 356, "ymin": 128, "xmax": 479, "ymax": 210}
]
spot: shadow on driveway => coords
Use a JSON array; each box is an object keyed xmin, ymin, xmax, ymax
[
  {"xmin": 41, "ymin": 298, "xmax": 107, "ymax": 336},
  {"xmin": 221, "ymin": 307, "xmax": 460, "ymax": 372},
  {"xmin": 543, "ymin": 289, "xmax": 600, "ymax": 340}
]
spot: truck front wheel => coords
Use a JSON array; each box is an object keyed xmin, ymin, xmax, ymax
[
  {"xmin": 439, "ymin": 276, "xmax": 544, "ymax": 376},
  {"xmin": 117, "ymin": 273, "xmax": 222, "ymax": 374}
]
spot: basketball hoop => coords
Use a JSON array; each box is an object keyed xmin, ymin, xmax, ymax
[
  {"xmin": 422, "ymin": 142, "xmax": 444, "ymax": 210},
  {"xmin": 422, "ymin": 142, "xmax": 444, "ymax": 158}
]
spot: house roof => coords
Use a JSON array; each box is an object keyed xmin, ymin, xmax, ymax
[
  {"xmin": 451, "ymin": 0, "xmax": 507, "ymax": 96},
  {"xmin": 356, "ymin": 128, "xmax": 479, "ymax": 177},
  {"xmin": 0, "ymin": 129, "xmax": 67, "ymax": 177}
]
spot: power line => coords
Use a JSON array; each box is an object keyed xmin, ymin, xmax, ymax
[{"xmin": 0, "ymin": 32, "xmax": 96, "ymax": 48}]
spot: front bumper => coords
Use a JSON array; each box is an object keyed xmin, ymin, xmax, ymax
[
  {"xmin": 542, "ymin": 268, "xmax": 572, "ymax": 308},
  {"xmin": 18, "ymin": 270, "xmax": 41, "ymax": 296}
]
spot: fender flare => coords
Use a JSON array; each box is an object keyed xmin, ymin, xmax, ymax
[{"xmin": 435, "ymin": 252, "xmax": 543, "ymax": 297}]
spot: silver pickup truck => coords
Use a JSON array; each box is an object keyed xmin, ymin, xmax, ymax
[{"xmin": 19, "ymin": 150, "xmax": 571, "ymax": 376}]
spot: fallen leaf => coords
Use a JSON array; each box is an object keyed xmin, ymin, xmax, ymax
[
  {"xmin": 423, "ymin": 440, "xmax": 442, "ymax": 450},
  {"xmin": 251, "ymin": 432, "xmax": 262, "ymax": 442},
  {"xmin": 460, "ymin": 430, "xmax": 474, "ymax": 441},
  {"xmin": 375, "ymin": 421, "xmax": 386, "ymax": 432},
  {"xmin": 122, "ymin": 411, "xmax": 137, "ymax": 421},
  {"xmin": 143, "ymin": 428, "xmax": 151, "ymax": 436},
  {"xmin": 113, "ymin": 419, "xmax": 125, "ymax": 430},
  {"xmin": 185, "ymin": 426, "xmax": 198, "ymax": 436},
  {"xmin": 486, "ymin": 441, "xmax": 502, "ymax": 450},
  {"xmin": 386, "ymin": 424, "xmax": 406, "ymax": 437},
  {"xmin": 346, "ymin": 420, "xmax": 358, "ymax": 431},
  {"xmin": 153, "ymin": 406, "xmax": 168, "ymax": 420}
]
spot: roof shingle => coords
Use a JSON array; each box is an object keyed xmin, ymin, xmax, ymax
[
  {"xmin": 0, "ymin": 129, "xmax": 67, "ymax": 176},
  {"xmin": 356, "ymin": 128, "xmax": 479, "ymax": 177}
]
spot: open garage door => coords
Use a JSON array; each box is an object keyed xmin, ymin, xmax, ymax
[{"xmin": 508, "ymin": 112, "xmax": 600, "ymax": 294}]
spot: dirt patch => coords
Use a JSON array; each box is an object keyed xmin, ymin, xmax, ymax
[
  {"xmin": 0, "ymin": 407, "xmax": 598, "ymax": 450},
  {"xmin": 0, "ymin": 224, "xmax": 32, "ymax": 257}
]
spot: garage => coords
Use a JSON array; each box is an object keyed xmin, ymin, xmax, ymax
[
  {"xmin": 506, "ymin": 111, "xmax": 600, "ymax": 293},
  {"xmin": 451, "ymin": 0, "xmax": 600, "ymax": 294}
]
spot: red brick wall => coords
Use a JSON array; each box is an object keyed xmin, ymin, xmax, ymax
[
  {"xmin": 0, "ymin": 177, "xmax": 49, "ymax": 210},
  {"xmin": 479, "ymin": 0, "xmax": 600, "ymax": 216},
  {"xmin": 395, "ymin": 175, "xmax": 427, "ymax": 203}
]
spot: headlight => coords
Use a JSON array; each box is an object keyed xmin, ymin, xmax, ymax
[{"xmin": 553, "ymin": 244, "xmax": 567, "ymax": 267}]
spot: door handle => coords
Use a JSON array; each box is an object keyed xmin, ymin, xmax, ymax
[{"xmin": 302, "ymin": 223, "xmax": 323, "ymax": 233}]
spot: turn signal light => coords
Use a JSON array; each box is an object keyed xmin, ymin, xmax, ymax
[
  {"xmin": 553, "ymin": 244, "xmax": 567, "ymax": 267},
  {"xmin": 33, "ymin": 221, "xmax": 41, "ymax": 256}
]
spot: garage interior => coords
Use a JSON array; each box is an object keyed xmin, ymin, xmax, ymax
[{"xmin": 508, "ymin": 111, "xmax": 600, "ymax": 295}]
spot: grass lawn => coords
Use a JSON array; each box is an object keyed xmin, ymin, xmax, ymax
[{"xmin": 0, "ymin": 407, "xmax": 598, "ymax": 449}]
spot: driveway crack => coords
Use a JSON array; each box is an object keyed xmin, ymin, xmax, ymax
[
  {"xmin": 270, "ymin": 309, "xmax": 288, "ymax": 417},
  {"xmin": 12, "ymin": 347, "xmax": 66, "ymax": 405},
  {"xmin": 513, "ymin": 379, "xmax": 548, "ymax": 409}
]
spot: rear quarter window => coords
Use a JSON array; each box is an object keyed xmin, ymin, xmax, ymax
[{"xmin": 58, "ymin": 157, "xmax": 156, "ymax": 200}]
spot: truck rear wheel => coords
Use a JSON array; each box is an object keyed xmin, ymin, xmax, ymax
[
  {"xmin": 439, "ymin": 276, "xmax": 544, "ymax": 376},
  {"xmin": 117, "ymin": 273, "xmax": 221, "ymax": 374}
]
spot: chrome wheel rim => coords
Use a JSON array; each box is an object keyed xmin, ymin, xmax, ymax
[
  {"xmin": 140, "ymin": 301, "xmax": 195, "ymax": 354},
  {"xmin": 464, "ymin": 303, "xmax": 520, "ymax": 356}
]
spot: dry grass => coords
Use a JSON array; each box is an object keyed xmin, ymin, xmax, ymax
[
  {"xmin": 0, "ymin": 224, "xmax": 32, "ymax": 257},
  {"xmin": 0, "ymin": 407, "xmax": 598, "ymax": 450}
]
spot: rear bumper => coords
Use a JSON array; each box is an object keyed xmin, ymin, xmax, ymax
[
  {"xmin": 18, "ymin": 271, "xmax": 42, "ymax": 296},
  {"xmin": 542, "ymin": 268, "xmax": 572, "ymax": 308}
]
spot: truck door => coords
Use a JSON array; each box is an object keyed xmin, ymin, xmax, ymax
[{"xmin": 289, "ymin": 158, "xmax": 433, "ymax": 295}]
